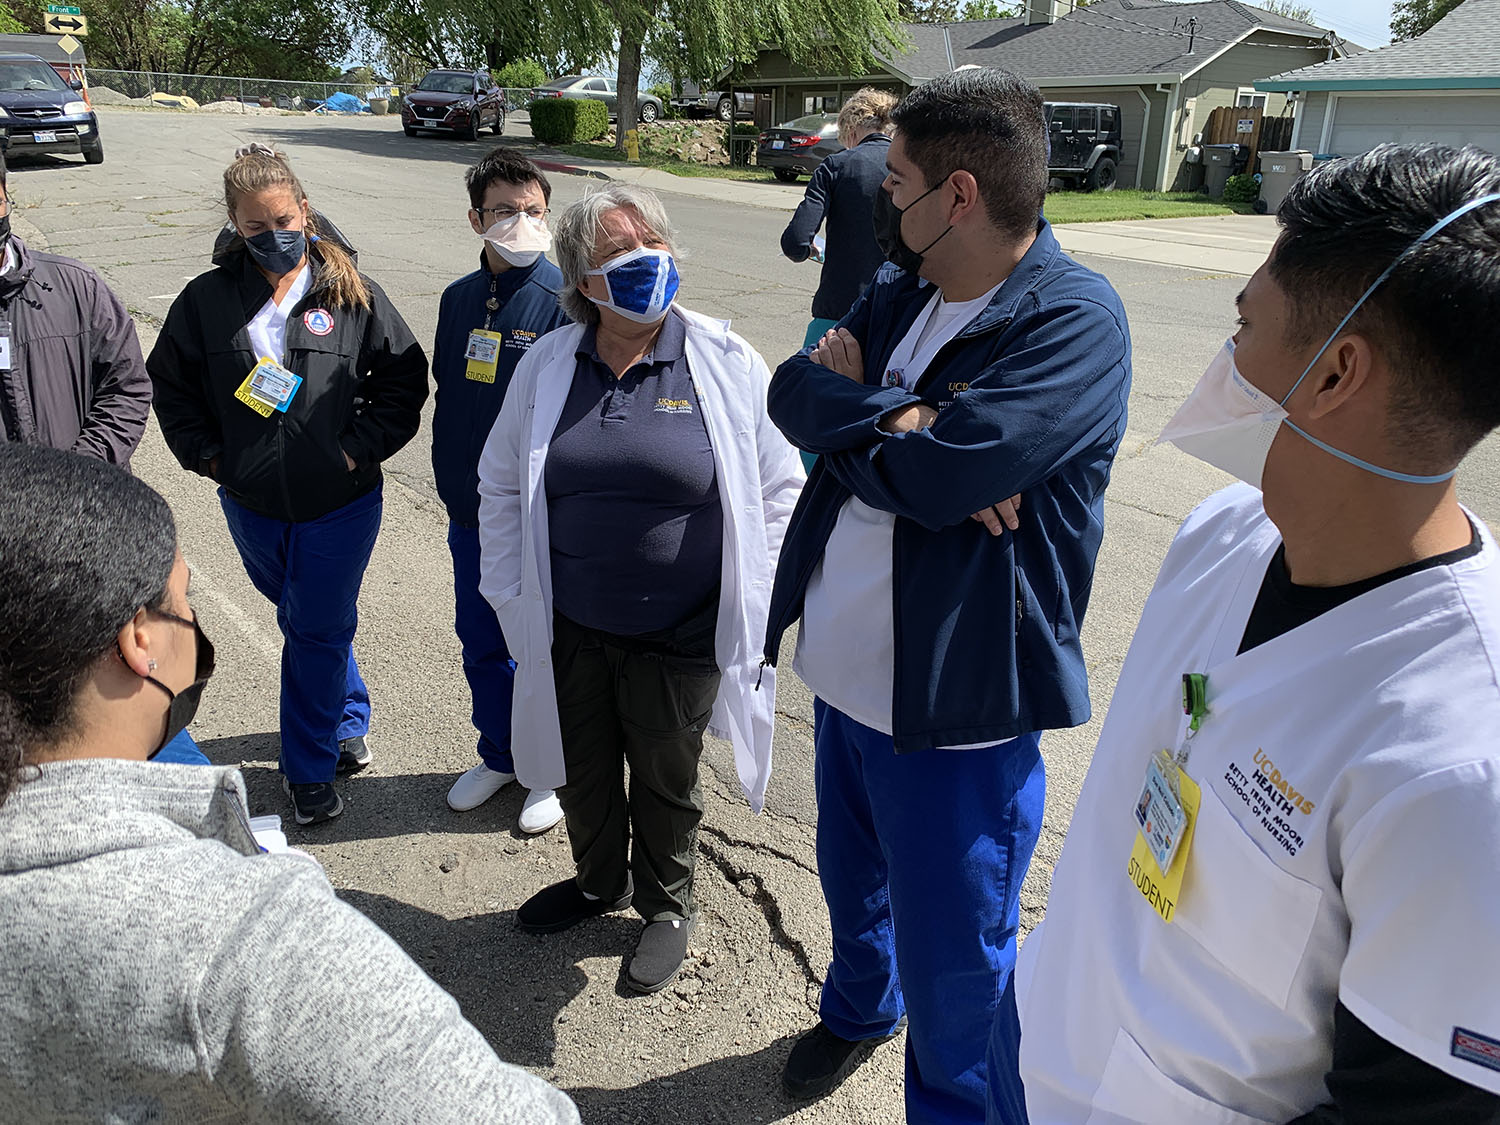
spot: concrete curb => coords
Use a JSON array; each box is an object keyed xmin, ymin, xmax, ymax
[{"xmin": 531, "ymin": 158, "xmax": 614, "ymax": 181}]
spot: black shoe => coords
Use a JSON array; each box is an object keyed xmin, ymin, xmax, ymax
[
  {"xmin": 626, "ymin": 916, "xmax": 695, "ymax": 994},
  {"xmin": 282, "ymin": 777, "xmax": 343, "ymax": 826},
  {"xmin": 782, "ymin": 1018, "xmax": 907, "ymax": 1101},
  {"xmin": 516, "ymin": 877, "xmax": 632, "ymax": 934},
  {"xmin": 336, "ymin": 735, "xmax": 371, "ymax": 775}
]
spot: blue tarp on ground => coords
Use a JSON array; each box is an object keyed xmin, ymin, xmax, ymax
[{"xmin": 318, "ymin": 91, "xmax": 369, "ymax": 114}]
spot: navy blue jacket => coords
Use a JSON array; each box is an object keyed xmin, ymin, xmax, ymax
[
  {"xmin": 780, "ymin": 133, "xmax": 892, "ymax": 321},
  {"xmin": 431, "ymin": 251, "xmax": 566, "ymax": 526},
  {"xmin": 764, "ymin": 220, "xmax": 1131, "ymax": 751}
]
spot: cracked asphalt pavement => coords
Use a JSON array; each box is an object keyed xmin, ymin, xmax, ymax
[{"xmin": 18, "ymin": 109, "xmax": 1500, "ymax": 1123}]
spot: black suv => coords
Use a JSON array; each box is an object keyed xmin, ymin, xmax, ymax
[
  {"xmin": 402, "ymin": 69, "xmax": 505, "ymax": 140},
  {"xmin": 0, "ymin": 53, "xmax": 101, "ymax": 165},
  {"xmin": 1045, "ymin": 102, "xmax": 1121, "ymax": 191}
]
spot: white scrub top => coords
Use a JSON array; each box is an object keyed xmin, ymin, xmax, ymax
[
  {"xmin": 1017, "ymin": 484, "xmax": 1500, "ymax": 1123},
  {"xmin": 794, "ymin": 281, "xmax": 1001, "ymax": 739},
  {"xmin": 246, "ymin": 264, "xmax": 310, "ymax": 364}
]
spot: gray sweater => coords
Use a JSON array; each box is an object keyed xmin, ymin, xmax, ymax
[{"xmin": 0, "ymin": 759, "xmax": 579, "ymax": 1124}]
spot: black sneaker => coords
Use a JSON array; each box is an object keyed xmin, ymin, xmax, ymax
[
  {"xmin": 516, "ymin": 877, "xmax": 632, "ymax": 934},
  {"xmin": 336, "ymin": 735, "xmax": 371, "ymax": 775},
  {"xmin": 782, "ymin": 1018, "xmax": 907, "ymax": 1101},
  {"xmin": 282, "ymin": 776, "xmax": 343, "ymax": 826},
  {"xmin": 626, "ymin": 916, "xmax": 695, "ymax": 994}
]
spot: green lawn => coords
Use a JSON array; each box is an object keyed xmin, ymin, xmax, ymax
[
  {"xmin": 1042, "ymin": 190, "xmax": 1247, "ymax": 223},
  {"xmin": 553, "ymin": 142, "xmax": 774, "ymax": 182}
]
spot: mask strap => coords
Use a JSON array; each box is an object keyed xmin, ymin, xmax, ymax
[
  {"xmin": 1280, "ymin": 191, "xmax": 1500, "ymax": 407},
  {"xmin": 1281, "ymin": 421, "xmax": 1457, "ymax": 485}
]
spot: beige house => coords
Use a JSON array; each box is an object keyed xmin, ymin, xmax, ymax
[{"xmin": 736, "ymin": 0, "xmax": 1357, "ymax": 190}]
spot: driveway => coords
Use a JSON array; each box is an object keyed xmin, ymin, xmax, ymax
[{"xmin": 1052, "ymin": 213, "xmax": 1279, "ymax": 276}]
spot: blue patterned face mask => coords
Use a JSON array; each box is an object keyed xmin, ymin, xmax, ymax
[{"xmin": 585, "ymin": 247, "xmax": 679, "ymax": 324}]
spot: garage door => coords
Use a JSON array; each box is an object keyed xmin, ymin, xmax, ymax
[{"xmin": 1328, "ymin": 94, "xmax": 1500, "ymax": 156}]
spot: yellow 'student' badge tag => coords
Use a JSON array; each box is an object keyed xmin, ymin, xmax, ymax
[
  {"xmin": 465, "ymin": 329, "xmax": 503, "ymax": 383},
  {"xmin": 234, "ymin": 357, "xmax": 302, "ymax": 418},
  {"xmin": 1127, "ymin": 750, "xmax": 1201, "ymax": 924}
]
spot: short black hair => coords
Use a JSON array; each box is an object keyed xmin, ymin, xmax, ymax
[
  {"xmin": 465, "ymin": 145, "xmax": 552, "ymax": 209},
  {"xmin": 0, "ymin": 150, "xmax": 8, "ymax": 194},
  {"xmin": 0, "ymin": 445, "xmax": 176, "ymax": 805},
  {"xmin": 890, "ymin": 68, "xmax": 1046, "ymax": 240},
  {"xmin": 1271, "ymin": 143, "xmax": 1500, "ymax": 464}
]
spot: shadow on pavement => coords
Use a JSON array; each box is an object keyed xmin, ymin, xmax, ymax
[
  {"xmin": 568, "ymin": 1034, "xmax": 807, "ymax": 1125},
  {"xmin": 198, "ymin": 734, "xmax": 543, "ymax": 840},
  {"xmin": 337, "ymin": 888, "xmax": 637, "ymax": 1070},
  {"xmin": 244, "ymin": 122, "xmax": 545, "ymax": 172}
]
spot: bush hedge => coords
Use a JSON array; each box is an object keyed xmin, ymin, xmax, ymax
[
  {"xmin": 496, "ymin": 59, "xmax": 546, "ymax": 89},
  {"xmin": 528, "ymin": 98, "xmax": 610, "ymax": 144},
  {"xmin": 1222, "ymin": 172, "xmax": 1260, "ymax": 205}
]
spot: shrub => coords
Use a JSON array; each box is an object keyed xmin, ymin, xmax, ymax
[
  {"xmin": 1222, "ymin": 173, "xmax": 1260, "ymax": 205},
  {"xmin": 496, "ymin": 59, "xmax": 547, "ymax": 90},
  {"xmin": 647, "ymin": 82, "xmax": 678, "ymax": 119},
  {"xmin": 723, "ymin": 120, "xmax": 758, "ymax": 165},
  {"xmin": 528, "ymin": 98, "xmax": 610, "ymax": 144}
]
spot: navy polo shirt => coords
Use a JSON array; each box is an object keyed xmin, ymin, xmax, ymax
[{"xmin": 545, "ymin": 313, "xmax": 723, "ymax": 636}]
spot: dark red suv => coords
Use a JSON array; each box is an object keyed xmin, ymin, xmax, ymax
[{"xmin": 402, "ymin": 69, "xmax": 506, "ymax": 140}]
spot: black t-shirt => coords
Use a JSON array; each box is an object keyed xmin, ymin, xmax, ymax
[{"xmin": 1237, "ymin": 522, "xmax": 1498, "ymax": 1125}]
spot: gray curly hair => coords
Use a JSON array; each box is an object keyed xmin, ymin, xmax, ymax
[{"xmin": 554, "ymin": 184, "xmax": 680, "ymax": 324}]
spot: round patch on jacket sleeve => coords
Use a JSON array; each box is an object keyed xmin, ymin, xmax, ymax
[{"xmin": 303, "ymin": 308, "xmax": 335, "ymax": 336}]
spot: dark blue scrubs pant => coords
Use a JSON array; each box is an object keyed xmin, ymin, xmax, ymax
[
  {"xmin": 813, "ymin": 699, "xmax": 1045, "ymax": 1125},
  {"xmin": 447, "ymin": 520, "xmax": 515, "ymax": 775},
  {"xmin": 220, "ymin": 487, "xmax": 381, "ymax": 785}
]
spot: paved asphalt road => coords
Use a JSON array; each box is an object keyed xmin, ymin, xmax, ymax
[{"xmin": 10, "ymin": 107, "xmax": 1500, "ymax": 1120}]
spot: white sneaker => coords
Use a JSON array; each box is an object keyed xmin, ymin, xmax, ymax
[
  {"xmin": 446, "ymin": 762, "xmax": 516, "ymax": 812},
  {"xmin": 518, "ymin": 788, "xmax": 564, "ymax": 834}
]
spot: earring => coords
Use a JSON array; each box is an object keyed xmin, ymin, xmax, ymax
[{"xmin": 147, "ymin": 659, "xmax": 158, "ymax": 672}]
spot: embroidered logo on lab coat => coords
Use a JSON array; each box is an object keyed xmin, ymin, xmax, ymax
[{"xmin": 1220, "ymin": 749, "xmax": 1317, "ymax": 858}]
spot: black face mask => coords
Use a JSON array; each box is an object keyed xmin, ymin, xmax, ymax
[
  {"xmin": 133, "ymin": 609, "xmax": 216, "ymax": 758},
  {"xmin": 243, "ymin": 228, "xmax": 307, "ymax": 275},
  {"xmin": 872, "ymin": 181, "xmax": 954, "ymax": 275}
]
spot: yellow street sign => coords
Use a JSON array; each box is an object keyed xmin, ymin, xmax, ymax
[
  {"xmin": 55, "ymin": 32, "xmax": 79, "ymax": 54},
  {"xmin": 43, "ymin": 12, "xmax": 87, "ymax": 35}
]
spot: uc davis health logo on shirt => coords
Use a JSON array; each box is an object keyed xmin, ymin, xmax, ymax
[
  {"xmin": 655, "ymin": 397, "xmax": 693, "ymax": 415},
  {"xmin": 1221, "ymin": 749, "xmax": 1317, "ymax": 858},
  {"xmin": 505, "ymin": 329, "xmax": 537, "ymax": 351}
]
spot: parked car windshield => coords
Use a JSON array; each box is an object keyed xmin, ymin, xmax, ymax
[
  {"xmin": 781, "ymin": 114, "xmax": 836, "ymax": 133},
  {"xmin": 0, "ymin": 61, "xmax": 66, "ymax": 92},
  {"xmin": 417, "ymin": 72, "xmax": 473, "ymax": 94}
]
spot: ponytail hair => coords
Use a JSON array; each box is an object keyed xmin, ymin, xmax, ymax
[{"xmin": 223, "ymin": 146, "xmax": 371, "ymax": 310}]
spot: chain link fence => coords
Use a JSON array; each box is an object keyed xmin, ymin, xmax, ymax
[{"xmin": 87, "ymin": 70, "xmax": 540, "ymax": 118}]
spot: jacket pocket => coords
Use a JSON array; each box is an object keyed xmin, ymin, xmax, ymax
[
  {"xmin": 1175, "ymin": 783, "xmax": 1323, "ymax": 1009},
  {"xmin": 1086, "ymin": 1028, "xmax": 1275, "ymax": 1125}
]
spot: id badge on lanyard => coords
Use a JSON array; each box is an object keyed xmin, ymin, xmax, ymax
[
  {"xmin": 464, "ymin": 329, "xmax": 503, "ymax": 383},
  {"xmin": 234, "ymin": 356, "xmax": 304, "ymax": 418},
  {"xmin": 1126, "ymin": 672, "xmax": 1208, "ymax": 924}
]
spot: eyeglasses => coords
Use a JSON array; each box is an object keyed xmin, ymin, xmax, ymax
[{"xmin": 474, "ymin": 206, "xmax": 550, "ymax": 222}]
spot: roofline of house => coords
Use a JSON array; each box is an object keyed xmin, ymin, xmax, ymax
[
  {"xmin": 1028, "ymin": 72, "xmax": 1183, "ymax": 87},
  {"xmin": 1257, "ymin": 75, "xmax": 1500, "ymax": 92}
]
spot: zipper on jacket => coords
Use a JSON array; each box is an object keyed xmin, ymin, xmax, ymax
[
  {"xmin": 275, "ymin": 415, "xmax": 294, "ymax": 516},
  {"xmin": 1015, "ymin": 566, "xmax": 1024, "ymax": 629}
]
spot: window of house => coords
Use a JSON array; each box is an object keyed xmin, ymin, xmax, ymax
[
  {"xmin": 1236, "ymin": 88, "xmax": 1268, "ymax": 110},
  {"xmin": 802, "ymin": 92, "xmax": 838, "ymax": 115}
]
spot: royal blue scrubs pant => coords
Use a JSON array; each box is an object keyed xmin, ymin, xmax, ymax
[
  {"xmin": 813, "ymin": 699, "xmax": 1045, "ymax": 1125},
  {"xmin": 220, "ymin": 486, "xmax": 381, "ymax": 785},
  {"xmin": 447, "ymin": 520, "xmax": 515, "ymax": 775}
]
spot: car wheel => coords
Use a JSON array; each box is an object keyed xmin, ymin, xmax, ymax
[
  {"xmin": 639, "ymin": 101, "xmax": 659, "ymax": 124},
  {"xmin": 773, "ymin": 167, "xmax": 799, "ymax": 183},
  {"xmin": 404, "ymin": 125, "xmax": 418, "ymax": 137},
  {"xmin": 466, "ymin": 113, "xmax": 480, "ymax": 141},
  {"xmin": 83, "ymin": 138, "xmax": 104, "ymax": 165},
  {"xmin": 1085, "ymin": 156, "xmax": 1118, "ymax": 192},
  {"xmin": 716, "ymin": 97, "xmax": 733, "ymax": 122},
  {"xmin": 492, "ymin": 107, "xmax": 504, "ymax": 135}
]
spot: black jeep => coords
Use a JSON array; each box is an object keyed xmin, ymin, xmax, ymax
[{"xmin": 1045, "ymin": 102, "xmax": 1122, "ymax": 192}]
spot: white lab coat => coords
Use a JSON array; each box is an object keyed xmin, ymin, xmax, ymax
[
  {"xmin": 1016, "ymin": 484, "xmax": 1500, "ymax": 1122},
  {"xmin": 476, "ymin": 305, "xmax": 805, "ymax": 812}
]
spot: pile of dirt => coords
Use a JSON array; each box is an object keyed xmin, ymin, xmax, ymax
[
  {"xmin": 603, "ymin": 120, "xmax": 743, "ymax": 166},
  {"xmin": 87, "ymin": 85, "xmax": 150, "ymax": 107},
  {"xmin": 199, "ymin": 100, "xmax": 287, "ymax": 116}
]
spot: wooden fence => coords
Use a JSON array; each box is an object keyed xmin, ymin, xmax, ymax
[{"xmin": 1202, "ymin": 105, "xmax": 1297, "ymax": 166}]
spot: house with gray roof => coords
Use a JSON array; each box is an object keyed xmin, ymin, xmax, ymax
[
  {"xmin": 1256, "ymin": 0, "xmax": 1500, "ymax": 157},
  {"xmin": 736, "ymin": 0, "xmax": 1354, "ymax": 189}
]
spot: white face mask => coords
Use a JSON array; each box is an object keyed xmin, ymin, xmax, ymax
[
  {"xmin": 1157, "ymin": 339, "xmax": 1285, "ymax": 490},
  {"xmin": 482, "ymin": 211, "xmax": 551, "ymax": 267}
]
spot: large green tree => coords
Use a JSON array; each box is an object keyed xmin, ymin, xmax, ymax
[
  {"xmin": 87, "ymin": 0, "xmax": 350, "ymax": 78},
  {"xmin": 1390, "ymin": 0, "xmax": 1463, "ymax": 40}
]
